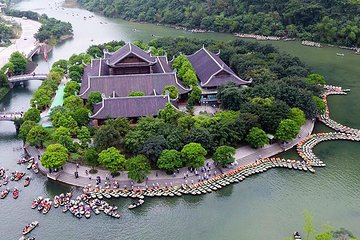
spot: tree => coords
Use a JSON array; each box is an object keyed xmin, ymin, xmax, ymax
[
  {"xmin": 126, "ymin": 155, "xmax": 151, "ymax": 183},
  {"xmin": 159, "ymin": 103, "xmax": 180, "ymax": 123},
  {"xmin": 188, "ymin": 86, "xmax": 202, "ymax": 106},
  {"xmin": 163, "ymin": 85, "xmax": 180, "ymax": 99},
  {"xmin": 94, "ymin": 125, "xmax": 122, "ymax": 151},
  {"xmin": 212, "ymin": 146, "xmax": 235, "ymax": 167},
  {"xmin": 303, "ymin": 210, "xmax": 315, "ymax": 240},
  {"xmin": 69, "ymin": 71, "xmax": 82, "ymax": 82},
  {"xmin": 52, "ymin": 59, "xmax": 68, "ymax": 69},
  {"xmin": 23, "ymin": 108, "xmax": 41, "ymax": 123},
  {"xmin": 104, "ymin": 118, "xmax": 130, "ymax": 137},
  {"xmin": 64, "ymin": 81, "xmax": 80, "ymax": 98},
  {"xmin": 98, "ymin": 147, "xmax": 126, "ymax": 175},
  {"xmin": 18, "ymin": 120, "xmax": 36, "ymax": 142},
  {"xmin": 138, "ymin": 135, "xmax": 168, "ymax": 164},
  {"xmin": 84, "ymin": 147, "xmax": 99, "ymax": 171},
  {"xmin": 71, "ymin": 107, "xmax": 90, "ymax": 126},
  {"xmin": 88, "ymin": 91, "xmax": 102, "ymax": 109},
  {"xmin": 64, "ymin": 95, "xmax": 83, "ymax": 112},
  {"xmin": 51, "ymin": 112, "xmax": 78, "ymax": 135},
  {"xmin": 124, "ymin": 130, "xmax": 147, "ymax": 153},
  {"xmin": 289, "ymin": 107, "xmax": 306, "ymax": 126},
  {"xmin": 9, "ymin": 51, "xmax": 27, "ymax": 75},
  {"xmin": 157, "ymin": 149, "xmax": 183, "ymax": 172},
  {"xmin": 275, "ymin": 119, "xmax": 300, "ymax": 142},
  {"xmin": 217, "ymin": 83, "xmax": 245, "ymax": 110},
  {"xmin": 128, "ymin": 91, "xmax": 145, "ymax": 97},
  {"xmin": 26, "ymin": 125, "xmax": 48, "ymax": 148},
  {"xmin": 181, "ymin": 143, "xmax": 207, "ymax": 168},
  {"xmin": 313, "ymin": 96, "xmax": 326, "ymax": 114},
  {"xmin": 77, "ymin": 126, "xmax": 91, "ymax": 147},
  {"xmin": 305, "ymin": 74, "xmax": 326, "ymax": 85},
  {"xmin": 51, "ymin": 126, "xmax": 74, "ymax": 150},
  {"xmin": 41, "ymin": 144, "xmax": 68, "ymax": 169},
  {"xmin": 246, "ymin": 127, "xmax": 269, "ymax": 148}
]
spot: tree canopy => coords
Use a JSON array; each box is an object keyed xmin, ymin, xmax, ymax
[
  {"xmin": 126, "ymin": 155, "xmax": 151, "ymax": 182},
  {"xmin": 212, "ymin": 145, "xmax": 235, "ymax": 167},
  {"xmin": 245, "ymin": 127, "xmax": 269, "ymax": 148},
  {"xmin": 41, "ymin": 143, "xmax": 68, "ymax": 169},
  {"xmin": 98, "ymin": 147, "xmax": 126, "ymax": 174},
  {"xmin": 181, "ymin": 143, "xmax": 207, "ymax": 168}
]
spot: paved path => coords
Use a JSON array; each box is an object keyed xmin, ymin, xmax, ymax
[
  {"xmin": 0, "ymin": 16, "xmax": 41, "ymax": 68},
  {"xmin": 26, "ymin": 120, "xmax": 314, "ymax": 189}
]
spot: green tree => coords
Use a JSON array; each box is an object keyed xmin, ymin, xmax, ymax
[
  {"xmin": 163, "ymin": 85, "xmax": 180, "ymax": 99},
  {"xmin": 64, "ymin": 95, "xmax": 83, "ymax": 112},
  {"xmin": 52, "ymin": 59, "xmax": 68, "ymax": 69},
  {"xmin": 181, "ymin": 143, "xmax": 207, "ymax": 168},
  {"xmin": 159, "ymin": 103, "xmax": 180, "ymax": 123},
  {"xmin": 138, "ymin": 135, "xmax": 168, "ymax": 164},
  {"xmin": 217, "ymin": 83, "xmax": 245, "ymax": 111},
  {"xmin": 127, "ymin": 155, "xmax": 151, "ymax": 183},
  {"xmin": 51, "ymin": 112, "xmax": 78, "ymax": 135},
  {"xmin": 69, "ymin": 71, "xmax": 82, "ymax": 82},
  {"xmin": 94, "ymin": 125, "xmax": 122, "ymax": 151},
  {"xmin": 26, "ymin": 125, "xmax": 48, "ymax": 148},
  {"xmin": 88, "ymin": 91, "xmax": 102, "ymax": 108},
  {"xmin": 77, "ymin": 126, "xmax": 91, "ymax": 147},
  {"xmin": 275, "ymin": 119, "xmax": 300, "ymax": 142},
  {"xmin": 305, "ymin": 74, "xmax": 326, "ymax": 85},
  {"xmin": 51, "ymin": 126, "xmax": 74, "ymax": 150},
  {"xmin": 71, "ymin": 107, "xmax": 90, "ymax": 126},
  {"xmin": 128, "ymin": 91, "xmax": 145, "ymax": 97},
  {"xmin": 124, "ymin": 130, "xmax": 147, "ymax": 153},
  {"xmin": 41, "ymin": 143, "xmax": 68, "ymax": 169},
  {"xmin": 157, "ymin": 149, "xmax": 183, "ymax": 172},
  {"xmin": 245, "ymin": 127, "xmax": 269, "ymax": 148},
  {"xmin": 98, "ymin": 147, "xmax": 126, "ymax": 175},
  {"xmin": 9, "ymin": 51, "xmax": 27, "ymax": 75},
  {"xmin": 64, "ymin": 81, "xmax": 80, "ymax": 98},
  {"xmin": 23, "ymin": 107, "xmax": 41, "ymax": 123},
  {"xmin": 313, "ymin": 96, "xmax": 326, "ymax": 114},
  {"xmin": 18, "ymin": 120, "xmax": 36, "ymax": 142},
  {"xmin": 188, "ymin": 86, "xmax": 202, "ymax": 106},
  {"xmin": 84, "ymin": 147, "xmax": 99, "ymax": 171},
  {"xmin": 289, "ymin": 107, "xmax": 306, "ymax": 126},
  {"xmin": 304, "ymin": 210, "xmax": 315, "ymax": 240},
  {"xmin": 104, "ymin": 118, "xmax": 130, "ymax": 137},
  {"xmin": 212, "ymin": 145, "xmax": 235, "ymax": 167}
]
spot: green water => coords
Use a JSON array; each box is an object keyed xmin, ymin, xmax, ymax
[{"xmin": 0, "ymin": 0, "xmax": 359, "ymax": 239}]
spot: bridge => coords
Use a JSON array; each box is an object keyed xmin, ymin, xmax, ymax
[
  {"xmin": 8, "ymin": 73, "xmax": 48, "ymax": 88},
  {"xmin": 26, "ymin": 44, "xmax": 41, "ymax": 59},
  {"xmin": 0, "ymin": 112, "xmax": 24, "ymax": 122}
]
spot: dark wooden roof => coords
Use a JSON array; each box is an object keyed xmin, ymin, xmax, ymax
[
  {"xmin": 79, "ymin": 72, "xmax": 190, "ymax": 99},
  {"xmin": 187, "ymin": 47, "xmax": 251, "ymax": 87},
  {"xmin": 80, "ymin": 59, "xmax": 110, "ymax": 95},
  {"xmin": 91, "ymin": 95, "xmax": 170, "ymax": 119},
  {"xmin": 107, "ymin": 43, "xmax": 156, "ymax": 66}
]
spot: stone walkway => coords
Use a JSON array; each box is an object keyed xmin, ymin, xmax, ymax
[{"xmin": 26, "ymin": 120, "xmax": 314, "ymax": 189}]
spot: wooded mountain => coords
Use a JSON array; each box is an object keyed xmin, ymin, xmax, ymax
[{"xmin": 77, "ymin": 0, "xmax": 360, "ymax": 47}]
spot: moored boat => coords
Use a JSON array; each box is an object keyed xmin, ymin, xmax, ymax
[
  {"xmin": 128, "ymin": 199, "xmax": 144, "ymax": 209},
  {"xmin": 22, "ymin": 221, "xmax": 39, "ymax": 235}
]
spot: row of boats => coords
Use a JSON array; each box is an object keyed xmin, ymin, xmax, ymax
[
  {"xmin": 297, "ymin": 86, "xmax": 359, "ymax": 167},
  {"xmin": 301, "ymin": 40, "xmax": 321, "ymax": 47},
  {"xmin": 1, "ymin": 188, "xmax": 19, "ymax": 199},
  {"xmin": 82, "ymin": 157, "xmax": 315, "ymax": 200}
]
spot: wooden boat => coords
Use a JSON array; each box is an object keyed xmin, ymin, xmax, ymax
[
  {"xmin": 13, "ymin": 188, "xmax": 19, "ymax": 199},
  {"xmin": 22, "ymin": 221, "xmax": 39, "ymax": 235},
  {"xmin": 336, "ymin": 53, "xmax": 344, "ymax": 56},
  {"xmin": 27, "ymin": 162, "xmax": 33, "ymax": 170},
  {"xmin": 128, "ymin": 199, "xmax": 144, "ymax": 209},
  {"xmin": 24, "ymin": 177, "xmax": 30, "ymax": 187},
  {"xmin": 1, "ymin": 188, "xmax": 10, "ymax": 199},
  {"xmin": 293, "ymin": 231, "xmax": 302, "ymax": 239},
  {"xmin": 19, "ymin": 236, "xmax": 35, "ymax": 240}
]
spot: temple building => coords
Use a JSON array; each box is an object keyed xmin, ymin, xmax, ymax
[
  {"xmin": 79, "ymin": 43, "xmax": 250, "ymax": 124},
  {"xmin": 187, "ymin": 46, "xmax": 251, "ymax": 103},
  {"xmin": 79, "ymin": 43, "xmax": 190, "ymax": 124}
]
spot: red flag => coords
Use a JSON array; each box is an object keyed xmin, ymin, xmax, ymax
[{"xmin": 43, "ymin": 45, "xmax": 48, "ymax": 62}]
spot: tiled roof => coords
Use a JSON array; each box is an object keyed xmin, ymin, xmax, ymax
[
  {"xmin": 79, "ymin": 73, "xmax": 190, "ymax": 99},
  {"xmin": 107, "ymin": 43, "xmax": 156, "ymax": 66},
  {"xmin": 91, "ymin": 95, "xmax": 170, "ymax": 119},
  {"xmin": 80, "ymin": 59, "xmax": 109, "ymax": 95},
  {"xmin": 187, "ymin": 47, "xmax": 251, "ymax": 87}
]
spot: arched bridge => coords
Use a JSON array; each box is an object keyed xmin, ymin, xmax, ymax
[
  {"xmin": 8, "ymin": 74, "xmax": 48, "ymax": 88},
  {"xmin": 0, "ymin": 112, "xmax": 24, "ymax": 122}
]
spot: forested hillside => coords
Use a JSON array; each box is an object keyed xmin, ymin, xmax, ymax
[{"xmin": 77, "ymin": 0, "xmax": 360, "ymax": 47}]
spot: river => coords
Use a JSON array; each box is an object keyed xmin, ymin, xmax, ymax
[{"xmin": 0, "ymin": 0, "xmax": 359, "ymax": 239}]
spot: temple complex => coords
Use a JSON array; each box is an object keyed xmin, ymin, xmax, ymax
[{"xmin": 79, "ymin": 43, "xmax": 250, "ymax": 124}]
